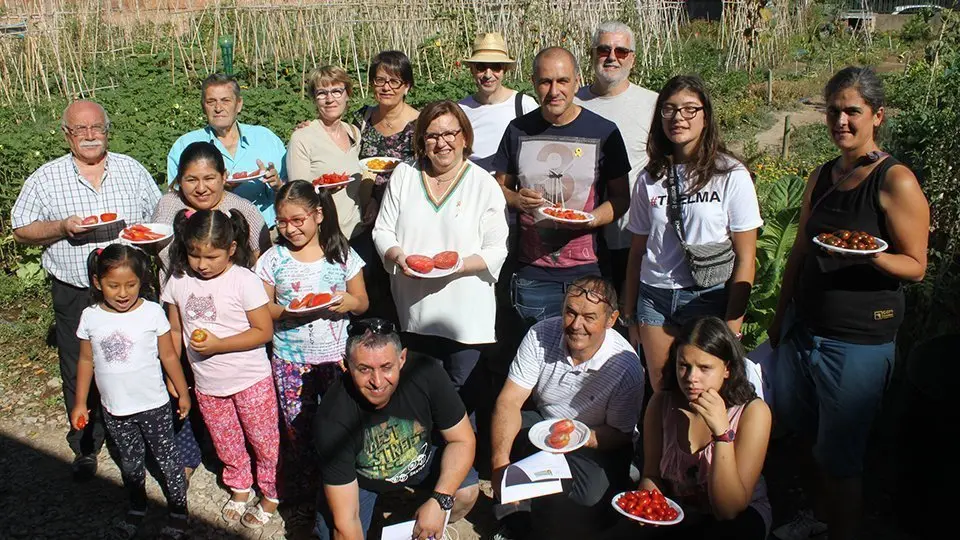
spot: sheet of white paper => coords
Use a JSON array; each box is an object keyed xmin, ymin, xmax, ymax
[
  {"xmin": 500, "ymin": 478, "xmax": 564, "ymax": 505},
  {"xmin": 498, "ymin": 451, "xmax": 572, "ymax": 504},
  {"xmin": 513, "ymin": 450, "xmax": 573, "ymax": 480},
  {"xmin": 380, "ymin": 510, "xmax": 451, "ymax": 540}
]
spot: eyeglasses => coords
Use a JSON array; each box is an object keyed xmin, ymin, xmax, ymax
[
  {"xmin": 315, "ymin": 87, "xmax": 346, "ymax": 100},
  {"xmin": 660, "ymin": 106, "xmax": 704, "ymax": 120},
  {"xmin": 424, "ymin": 129, "xmax": 462, "ymax": 145},
  {"xmin": 567, "ymin": 283, "xmax": 612, "ymax": 308},
  {"xmin": 373, "ymin": 77, "xmax": 405, "ymax": 89},
  {"xmin": 595, "ymin": 45, "xmax": 634, "ymax": 59},
  {"xmin": 347, "ymin": 318, "xmax": 397, "ymax": 337},
  {"xmin": 472, "ymin": 62, "xmax": 506, "ymax": 73},
  {"xmin": 275, "ymin": 213, "xmax": 314, "ymax": 229},
  {"xmin": 64, "ymin": 124, "xmax": 108, "ymax": 136}
]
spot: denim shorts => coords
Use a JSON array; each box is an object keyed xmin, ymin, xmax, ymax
[
  {"xmin": 636, "ymin": 281, "xmax": 727, "ymax": 327},
  {"xmin": 773, "ymin": 308, "xmax": 894, "ymax": 478}
]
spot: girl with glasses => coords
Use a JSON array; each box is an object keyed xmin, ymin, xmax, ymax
[
  {"xmin": 254, "ymin": 180, "xmax": 368, "ymax": 502},
  {"xmin": 621, "ymin": 75, "xmax": 762, "ymax": 392}
]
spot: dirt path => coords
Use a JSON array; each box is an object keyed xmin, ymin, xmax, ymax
[{"xmin": 731, "ymin": 101, "xmax": 825, "ymax": 155}]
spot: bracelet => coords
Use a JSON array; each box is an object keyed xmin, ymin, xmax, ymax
[{"xmin": 618, "ymin": 314, "xmax": 637, "ymax": 326}]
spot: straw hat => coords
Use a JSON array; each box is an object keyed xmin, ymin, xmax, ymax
[{"xmin": 463, "ymin": 32, "xmax": 516, "ymax": 64}]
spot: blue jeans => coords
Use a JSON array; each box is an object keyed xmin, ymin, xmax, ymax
[
  {"xmin": 313, "ymin": 446, "xmax": 480, "ymax": 539},
  {"xmin": 636, "ymin": 281, "xmax": 727, "ymax": 327},
  {"xmin": 510, "ymin": 276, "xmax": 568, "ymax": 325},
  {"xmin": 774, "ymin": 311, "xmax": 894, "ymax": 478}
]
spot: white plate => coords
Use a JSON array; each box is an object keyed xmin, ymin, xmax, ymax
[
  {"xmin": 78, "ymin": 215, "xmax": 122, "ymax": 229},
  {"xmin": 538, "ymin": 207, "xmax": 596, "ymax": 224},
  {"xmin": 285, "ymin": 294, "xmax": 341, "ymax": 314},
  {"xmin": 313, "ymin": 176, "xmax": 358, "ymax": 190},
  {"xmin": 527, "ymin": 418, "xmax": 590, "ymax": 454},
  {"xmin": 226, "ymin": 170, "xmax": 268, "ymax": 184},
  {"xmin": 407, "ymin": 258, "xmax": 463, "ymax": 279},
  {"xmin": 813, "ymin": 235, "xmax": 888, "ymax": 255},
  {"xmin": 611, "ymin": 491, "xmax": 684, "ymax": 525},
  {"xmin": 360, "ymin": 157, "xmax": 401, "ymax": 174},
  {"xmin": 117, "ymin": 223, "xmax": 174, "ymax": 245}
]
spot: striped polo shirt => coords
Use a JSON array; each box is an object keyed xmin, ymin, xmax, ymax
[{"xmin": 508, "ymin": 317, "xmax": 645, "ymax": 433}]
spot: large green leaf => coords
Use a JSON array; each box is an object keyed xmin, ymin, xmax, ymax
[
  {"xmin": 757, "ymin": 207, "xmax": 801, "ymax": 265},
  {"xmin": 763, "ymin": 174, "xmax": 806, "ymax": 214}
]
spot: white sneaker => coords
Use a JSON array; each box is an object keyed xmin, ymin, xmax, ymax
[{"xmin": 773, "ymin": 510, "xmax": 828, "ymax": 540}]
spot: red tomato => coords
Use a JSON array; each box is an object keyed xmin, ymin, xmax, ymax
[
  {"xmin": 81, "ymin": 216, "xmax": 99, "ymax": 225},
  {"xmin": 549, "ymin": 419, "xmax": 576, "ymax": 435},
  {"xmin": 309, "ymin": 292, "xmax": 333, "ymax": 307},
  {"xmin": 300, "ymin": 293, "xmax": 316, "ymax": 308},
  {"xmin": 405, "ymin": 255, "xmax": 434, "ymax": 274},
  {"xmin": 191, "ymin": 329, "xmax": 208, "ymax": 342},
  {"xmin": 288, "ymin": 297, "xmax": 306, "ymax": 310},
  {"xmin": 545, "ymin": 431, "xmax": 570, "ymax": 449},
  {"xmin": 99, "ymin": 213, "xmax": 117, "ymax": 222},
  {"xmin": 432, "ymin": 251, "xmax": 459, "ymax": 270},
  {"xmin": 75, "ymin": 415, "xmax": 87, "ymax": 429},
  {"xmin": 232, "ymin": 171, "xmax": 249, "ymax": 179}
]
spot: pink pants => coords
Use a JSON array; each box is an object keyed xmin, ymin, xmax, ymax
[{"xmin": 195, "ymin": 376, "xmax": 280, "ymax": 500}]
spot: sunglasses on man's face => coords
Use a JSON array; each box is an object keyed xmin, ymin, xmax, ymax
[
  {"xmin": 347, "ymin": 318, "xmax": 397, "ymax": 337},
  {"xmin": 595, "ymin": 45, "xmax": 634, "ymax": 60}
]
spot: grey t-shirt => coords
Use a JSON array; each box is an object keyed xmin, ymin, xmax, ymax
[{"xmin": 575, "ymin": 83, "xmax": 659, "ymax": 250}]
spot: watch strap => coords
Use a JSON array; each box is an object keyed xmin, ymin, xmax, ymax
[
  {"xmin": 712, "ymin": 428, "xmax": 735, "ymax": 443},
  {"xmin": 431, "ymin": 491, "xmax": 455, "ymax": 511}
]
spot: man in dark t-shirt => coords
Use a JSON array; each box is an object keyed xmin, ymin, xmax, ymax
[
  {"xmin": 313, "ymin": 319, "xmax": 479, "ymax": 540},
  {"xmin": 492, "ymin": 46, "xmax": 632, "ymax": 327}
]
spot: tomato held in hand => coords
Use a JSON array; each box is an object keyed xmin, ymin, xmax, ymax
[
  {"xmin": 75, "ymin": 415, "xmax": 87, "ymax": 429},
  {"xmin": 99, "ymin": 213, "xmax": 118, "ymax": 222},
  {"xmin": 545, "ymin": 431, "xmax": 570, "ymax": 449},
  {"xmin": 550, "ymin": 419, "xmax": 576, "ymax": 435},
  {"xmin": 191, "ymin": 329, "xmax": 208, "ymax": 342},
  {"xmin": 81, "ymin": 216, "xmax": 99, "ymax": 225}
]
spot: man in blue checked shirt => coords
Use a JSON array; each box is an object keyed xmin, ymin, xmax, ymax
[
  {"xmin": 167, "ymin": 73, "xmax": 287, "ymax": 228},
  {"xmin": 11, "ymin": 100, "xmax": 162, "ymax": 482}
]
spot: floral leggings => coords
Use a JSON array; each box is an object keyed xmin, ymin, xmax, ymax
[
  {"xmin": 194, "ymin": 376, "xmax": 280, "ymax": 500},
  {"xmin": 103, "ymin": 404, "xmax": 187, "ymax": 516},
  {"xmin": 271, "ymin": 358, "xmax": 342, "ymax": 499}
]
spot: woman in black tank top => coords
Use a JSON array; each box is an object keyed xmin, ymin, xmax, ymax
[{"xmin": 766, "ymin": 67, "xmax": 929, "ymax": 540}]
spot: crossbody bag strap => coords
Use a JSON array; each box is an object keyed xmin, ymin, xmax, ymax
[
  {"xmin": 514, "ymin": 91, "xmax": 524, "ymax": 118},
  {"xmin": 666, "ymin": 160, "xmax": 687, "ymax": 244}
]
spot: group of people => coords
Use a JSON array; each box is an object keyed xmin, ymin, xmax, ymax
[{"xmin": 10, "ymin": 19, "xmax": 930, "ymax": 540}]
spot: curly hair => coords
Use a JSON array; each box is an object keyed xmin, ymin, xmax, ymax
[{"xmin": 661, "ymin": 316, "xmax": 758, "ymax": 406}]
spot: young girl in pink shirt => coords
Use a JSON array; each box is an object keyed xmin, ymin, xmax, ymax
[{"xmin": 161, "ymin": 208, "xmax": 279, "ymax": 529}]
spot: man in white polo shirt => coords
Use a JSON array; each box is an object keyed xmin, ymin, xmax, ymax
[{"xmin": 489, "ymin": 275, "xmax": 645, "ymax": 539}]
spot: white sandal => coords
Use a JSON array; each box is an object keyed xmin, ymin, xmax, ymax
[
  {"xmin": 241, "ymin": 502, "xmax": 275, "ymax": 529},
  {"xmin": 221, "ymin": 498, "xmax": 248, "ymax": 523}
]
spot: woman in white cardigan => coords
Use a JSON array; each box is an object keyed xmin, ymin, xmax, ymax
[{"xmin": 373, "ymin": 100, "xmax": 508, "ymax": 409}]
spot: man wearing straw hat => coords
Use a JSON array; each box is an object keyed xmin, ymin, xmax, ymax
[
  {"xmin": 575, "ymin": 21, "xmax": 658, "ymax": 299},
  {"xmin": 458, "ymin": 32, "xmax": 538, "ymax": 173},
  {"xmin": 491, "ymin": 46, "xmax": 632, "ymax": 329}
]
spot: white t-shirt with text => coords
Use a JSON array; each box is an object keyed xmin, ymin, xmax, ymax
[{"xmin": 459, "ymin": 90, "xmax": 538, "ymax": 167}]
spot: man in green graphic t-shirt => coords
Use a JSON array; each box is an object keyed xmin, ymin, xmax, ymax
[{"xmin": 313, "ymin": 318, "xmax": 478, "ymax": 540}]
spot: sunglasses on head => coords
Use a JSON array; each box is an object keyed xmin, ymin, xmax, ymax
[
  {"xmin": 568, "ymin": 283, "xmax": 612, "ymax": 307},
  {"xmin": 347, "ymin": 318, "xmax": 397, "ymax": 337},
  {"xmin": 595, "ymin": 45, "xmax": 633, "ymax": 59}
]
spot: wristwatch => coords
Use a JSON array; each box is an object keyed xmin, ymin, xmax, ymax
[
  {"xmin": 712, "ymin": 429, "xmax": 736, "ymax": 444},
  {"xmin": 431, "ymin": 491, "xmax": 455, "ymax": 511}
]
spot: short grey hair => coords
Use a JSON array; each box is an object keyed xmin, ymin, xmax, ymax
[
  {"xmin": 592, "ymin": 21, "xmax": 636, "ymax": 51},
  {"xmin": 201, "ymin": 73, "xmax": 242, "ymax": 101},
  {"xmin": 532, "ymin": 47, "xmax": 579, "ymax": 78},
  {"xmin": 60, "ymin": 100, "xmax": 111, "ymax": 132},
  {"xmin": 345, "ymin": 331, "xmax": 403, "ymax": 365}
]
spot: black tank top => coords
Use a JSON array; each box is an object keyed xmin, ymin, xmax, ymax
[{"xmin": 796, "ymin": 156, "xmax": 904, "ymax": 344}]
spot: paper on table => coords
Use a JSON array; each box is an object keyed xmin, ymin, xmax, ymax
[
  {"xmin": 380, "ymin": 510, "xmax": 451, "ymax": 540},
  {"xmin": 499, "ymin": 451, "xmax": 572, "ymax": 504}
]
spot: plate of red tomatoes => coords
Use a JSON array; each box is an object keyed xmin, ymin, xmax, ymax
[
  {"xmin": 227, "ymin": 168, "xmax": 267, "ymax": 184},
  {"xmin": 312, "ymin": 172, "xmax": 355, "ymax": 189},
  {"xmin": 538, "ymin": 206, "xmax": 595, "ymax": 224},
  {"xmin": 612, "ymin": 489, "xmax": 684, "ymax": 525},
  {"xmin": 285, "ymin": 291, "xmax": 341, "ymax": 314},
  {"xmin": 528, "ymin": 418, "xmax": 590, "ymax": 454},
  {"xmin": 118, "ymin": 223, "xmax": 173, "ymax": 244},
  {"xmin": 404, "ymin": 251, "xmax": 462, "ymax": 279},
  {"xmin": 78, "ymin": 212, "xmax": 121, "ymax": 229}
]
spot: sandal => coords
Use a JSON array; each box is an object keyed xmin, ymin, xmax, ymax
[
  {"xmin": 221, "ymin": 498, "xmax": 248, "ymax": 523},
  {"xmin": 241, "ymin": 502, "xmax": 275, "ymax": 529},
  {"xmin": 159, "ymin": 513, "xmax": 188, "ymax": 539},
  {"xmin": 109, "ymin": 510, "xmax": 145, "ymax": 539}
]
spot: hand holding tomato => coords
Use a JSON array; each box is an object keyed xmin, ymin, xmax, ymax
[
  {"xmin": 689, "ymin": 388, "xmax": 730, "ymax": 437},
  {"xmin": 190, "ymin": 328, "xmax": 221, "ymax": 355},
  {"xmin": 61, "ymin": 216, "xmax": 92, "ymax": 238},
  {"xmin": 70, "ymin": 405, "xmax": 89, "ymax": 431}
]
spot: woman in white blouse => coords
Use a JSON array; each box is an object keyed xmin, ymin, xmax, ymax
[{"xmin": 373, "ymin": 100, "xmax": 508, "ymax": 407}]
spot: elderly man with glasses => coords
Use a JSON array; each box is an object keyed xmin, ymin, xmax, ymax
[
  {"xmin": 313, "ymin": 318, "xmax": 479, "ymax": 540},
  {"xmin": 489, "ymin": 276, "xmax": 645, "ymax": 539},
  {"xmin": 575, "ymin": 21, "xmax": 659, "ymax": 297},
  {"xmin": 11, "ymin": 99, "xmax": 162, "ymax": 480}
]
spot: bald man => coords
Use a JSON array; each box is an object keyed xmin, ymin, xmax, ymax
[
  {"xmin": 491, "ymin": 46, "xmax": 631, "ymax": 330},
  {"xmin": 11, "ymin": 100, "xmax": 162, "ymax": 480}
]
